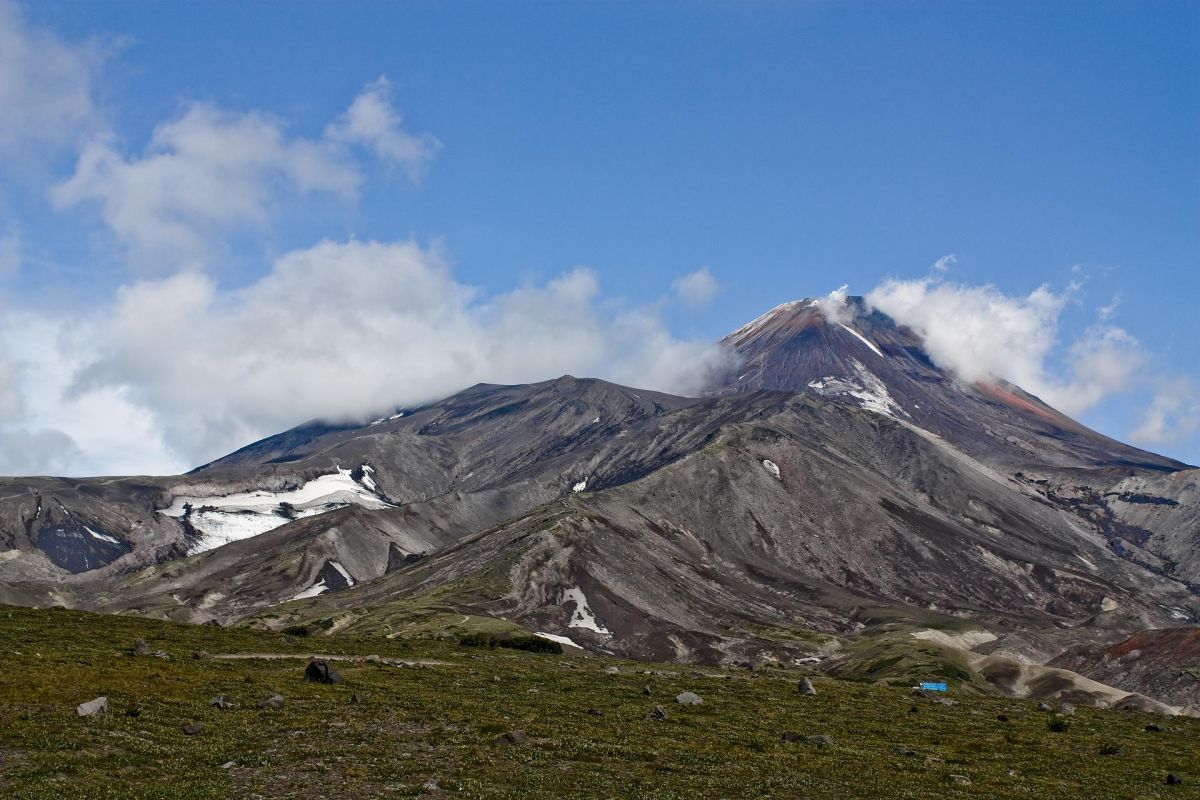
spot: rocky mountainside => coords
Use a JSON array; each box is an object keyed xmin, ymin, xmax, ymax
[{"xmin": 0, "ymin": 296, "xmax": 1196, "ymax": 711}]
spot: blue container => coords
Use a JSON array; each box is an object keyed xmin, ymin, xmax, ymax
[{"xmin": 919, "ymin": 681, "xmax": 949, "ymax": 692}]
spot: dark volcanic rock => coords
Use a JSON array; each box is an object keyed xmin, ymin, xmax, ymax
[{"xmin": 304, "ymin": 659, "xmax": 342, "ymax": 685}]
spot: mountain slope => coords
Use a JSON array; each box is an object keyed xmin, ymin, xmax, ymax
[{"xmin": 0, "ymin": 297, "xmax": 1195, "ymax": 709}]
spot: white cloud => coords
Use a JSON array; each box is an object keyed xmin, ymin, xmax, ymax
[
  {"xmin": 52, "ymin": 104, "xmax": 361, "ymax": 269},
  {"xmin": 325, "ymin": 76, "xmax": 440, "ymax": 179},
  {"xmin": 0, "ymin": 311, "xmax": 183, "ymax": 476},
  {"xmin": 813, "ymin": 284, "xmax": 855, "ymax": 325},
  {"xmin": 1131, "ymin": 379, "xmax": 1200, "ymax": 446},
  {"xmin": 865, "ymin": 277, "xmax": 1144, "ymax": 415},
  {"xmin": 53, "ymin": 238, "xmax": 730, "ymax": 470},
  {"xmin": 0, "ymin": 0, "xmax": 104, "ymax": 158},
  {"xmin": 51, "ymin": 77, "xmax": 433, "ymax": 270},
  {"xmin": 932, "ymin": 254, "xmax": 957, "ymax": 273},
  {"xmin": 671, "ymin": 266, "xmax": 719, "ymax": 309}
]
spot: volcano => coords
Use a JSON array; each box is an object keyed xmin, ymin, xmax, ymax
[{"xmin": 0, "ymin": 296, "xmax": 1196, "ymax": 711}]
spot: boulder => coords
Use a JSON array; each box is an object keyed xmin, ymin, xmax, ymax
[
  {"xmin": 495, "ymin": 730, "xmax": 527, "ymax": 745},
  {"xmin": 798, "ymin": 677, "xmax": 817, "ymax": 695},
  {"xmin": 675, "ymin": 691, "xmax": 703, "ymax": 705},
  {"xmin": 75, "ymin": 696, "xmax": 107, "ymax": 717},
  {"xmin": 182, "ymin": 722, "xmax": 203, "ymax": 736},
  {"xmin": 209, "ymin": 695, "xmax": 234, "ymax": 710},
  {"xmin": 256, "ymin": 694, "xmax": 285, "ymax": 710},
  {"xmin": 645, "ymin": 705, "xmax": 668, "ymax": 721},
  {"xmin": 131, "ymin": 639, "xmax": 151, "ymax": 657},
  {"xmin": 304, "ymin": 659, "xmax": 343, "ymax": 685}
]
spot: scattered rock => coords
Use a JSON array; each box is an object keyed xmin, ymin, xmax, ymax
[
  {"xmin": 642, "ymin": 685, "xmax": 652, "ymax": 696},
  {"xmin": 219, "ymin": 761, "xmax": 235, "ymax": 770},
  {"xmin": 603, "ymin": 666, "xmax": 620, "ymax": 675},
  {"xmin": 182, "ymin": 722, "xmax": 203, "ymax": 736},
  {"xmin": 798, "ymin": 677, "xmax": 817, "ymax": 696},
  {"xmin": 495, "ymin": 730, "xmax": 527, "ymax": 745},
  {"xmin": 1037, "ymin": 702, "xmax": 1051, "ymax": 712},
  {"xmin": 645, "ymin": 705, "xmax": 669, "ymax": 721},
  {"xmin": 492, "ymin": 675, "xmax": 500, "ymax": 683},
  {"xmin": 949, "ymin": 774, "xmax": 971, "ymax": 786},
  {"xmin": 1145, "ymin": 723, "xmax": 1163, "ymax": 733},
  {"xmin": 1058, "ymin": 702, "xmax": 1075, "ymax": 716},
  {"xmin": 806, "ymin": 735, "xmax": 834, "ymax": 748},
  {"xmin": 892, "ymin": 745, "xmax": 918, "ymax": 757},
  {"xmin": 304, "ymin": 659, "xmax": 343, "ymax": 685},
  {"xmin": 209, "ymin": 695, "xmax": 234, "ymax": 710},
  {"xmin": 781, "ymin": 731, "xmax": 802, "ymax": 742},
  {"xmin": 131, "ymin": 639, "xmax": 151, "ymax": 657},
  {"xmin": 925, "ymin": 756, "xmax": 945, "ymax": 764},
  {"xmin": 350, "ymin": 694, "xmax": 362, "ymax": 704},
  {"xmin": 256, "ymin": 694, "xmax": 284, "ymax": 710},
  {"xmin": 675, "ymin": 691, "xmax": 703, "ymax": 705},
  {"xmin": 75, "ymin": 697, "xmax": 107, "ymax": 717},
  {"xmin": 153, "ymin": 650, "xmax": 170, "ymax": 660},
  {"xmin": 125, "ymin": 705, "xmax": 141, "ymax": 718},
  {"xmin": 192, "ymin": 650, "xmax": 210, "ymax": 660},
  {"xmin": 422, "ymin": 779, "xmax": 440, "ymax": 792},
  {"xmin": 1166, "ymin": 773, "xmax": 1184, "ymax": 786},
  {"xmin": 932, "ymin": 697, "xmax": 958, "ymax": 706}
]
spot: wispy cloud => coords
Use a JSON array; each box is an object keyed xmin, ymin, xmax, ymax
[{"xmin": 671, "ymin": 266, "xmax": 719, "ymax": 309}]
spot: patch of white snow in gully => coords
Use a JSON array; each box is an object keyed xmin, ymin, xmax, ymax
[
  {"xmin": 158, "ymin": 466, "xmax": 392, "ymax": 555},
  {"xmin": 560, "ymin": 586, "xmax": 611, "ymax": 635}
]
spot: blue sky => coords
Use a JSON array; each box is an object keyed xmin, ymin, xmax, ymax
[{"xmin": 0, "ymin": 0, "xmax": 1196, "ymax": 473}]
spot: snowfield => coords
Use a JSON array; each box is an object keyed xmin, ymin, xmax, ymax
[
  {"xmin": 561, "ymin": 586, "xmax": 611, "ymax": 635},
  {"xmin": 158, "ymin": 467, "xmax": 392, "ymax": 554}
]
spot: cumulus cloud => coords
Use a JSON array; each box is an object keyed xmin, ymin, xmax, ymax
[
  {"xmin": 52, "ymin": 78, "xmax": 433, "ymax": 270},
  {"xmin": 813, "ymin": 284, "xmax": 855, "ymax": 325},
  {"xmin": 1131, "ymin": 379, "xmax": 1200, "ymax": 446},
  {"xmin": 55, "ymin": 238, "xmax": 731, "ymax": 469},
  {"xmin": 52, "ymin": 105, "xmax": 359, "ymax": 269},
  {"xmin": 865, "ymin": 277, "xmax": 1144, "ymax": 415},
  {"xmin": 324, "ymin": 76, "xmax": 440, "ymax": 180},
  {"xmin": 0, "ymin": 311, "xmax": 182, "ymax": 475},
  {"xmin": 0, "ymin": 0, "xmax": 104, "ymax": 158},
  {"xmin": 671, "ymin": 267, "xmax": 719, "ymax": 309}
]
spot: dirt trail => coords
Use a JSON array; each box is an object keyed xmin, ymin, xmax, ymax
[{"xmin": 212, "ymin": 653, "xmax": 451, "ymax": 667}]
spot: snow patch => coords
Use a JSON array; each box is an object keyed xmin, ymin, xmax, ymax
[
  {"xmin": 84, "ymin": 527, "xmax": 122, "ymax": 546},
  {"xmin": 836, "ymin": 322, "xmax": 885, "ymax": 358},
  {"xmin": 535, "ymin": 632, "xmax": 582, "ymax": 648},
  {"xmin": 762, "ymin": 459, "xmax": 781, "ymax": 479},
  {"xmin": 158, "ymin": 466, "xmax": 392, "ymax": 555},
  {"xmin": 1075, "ymin": 554, "xmax": 1097, "ymax": 570},
  {"xmin": 329, "ymin": 560, "xmax": 355, "ymax": 587},
  {"xmin": 290, "ymin": 579, "xmax": 329, "ymax": 601},
  {"xmin": 572, "ymin": 478, "xmax": 588, "ymax": 493},
  {"xmin": 590, "ymin": 416, "xmax": 600, "ymax": 424},
  {"xmin": 560, "ymin": 586, "xmax": 611, "ymax": 635},
  {"xmin": 806, "ymin": 360, "xmax": 908, "ymax": 418},
  {"xmin": 728, "ymin": 300, "xmax": 805, "ymax": 340}
]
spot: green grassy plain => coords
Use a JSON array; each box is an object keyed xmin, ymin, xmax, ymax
[{"xmin": 0, "ymin": 605, "xmax": 1195, "ymax": 799}]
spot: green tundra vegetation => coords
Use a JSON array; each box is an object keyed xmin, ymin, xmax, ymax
[{"xmin": 0, "ymin": 605, "xmax": 1195, "ymax": 799}]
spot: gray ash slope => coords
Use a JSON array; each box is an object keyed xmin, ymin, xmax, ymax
[{"xmin": 0, "ymin": 297, "xmax": 1197, "ymax": 709}]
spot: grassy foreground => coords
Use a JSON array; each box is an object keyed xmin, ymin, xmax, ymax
[{"xmin": 0, "ymin": 605, "xmax": 1196, "ymax": 799}]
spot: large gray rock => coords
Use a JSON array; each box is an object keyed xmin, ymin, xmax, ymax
[
  {"xmin": 75, "ymin": 696, "xmax": 107, "ymax": 717},
  {"xmin": 798, "ymin": 677, "xmax": 817, "ymax": 695},
  {"xmin": 675, "ymin": 691, "xmax": 703, "ymax": 705}
]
